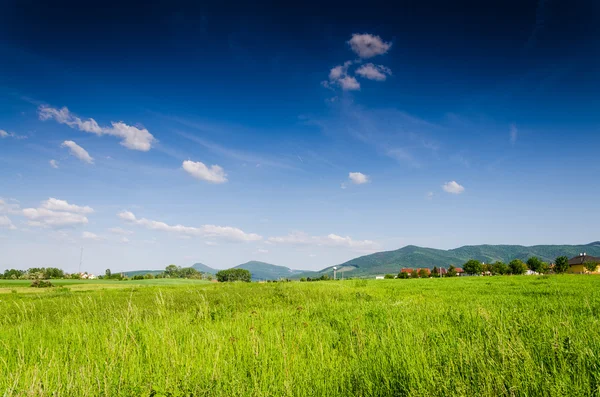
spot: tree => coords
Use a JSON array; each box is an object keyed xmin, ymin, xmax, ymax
[
  {"xmin": 431, "ymin": 266, "xmax": 440, "ymax": 278},
  {"xmin": 509, "ymin": 259, "xmax": 527, "ymax": 275},
  {"xmin": 463, "ymin": 259, "xmax": 483, "ymax": 275},
  {"xmin": 447, "ymin": 265, "xmax": 458, "ymax": 277},
  {"xmin": 418, "ymin": 268, "xmax": 429, "ymax": 278},
  {"xmin": 165, "ymin": 264, "xmax": 181, "ymax": 278},
  {"xmin": 105, "ymin": 269, "xmax": 112, "ymax": 278},
  {"xmin": 410, "ymin": 269, "xmax": 419, "ymax": 279},
  {"xmin": 384, "ymin": 274, "xmax": 395, "ymax": 279},
  {"xmin": 397, "ymin": 271, "xmax": 409, "ymax": 279},
  {"xmin": 491, "ymin": 261, "xmax": 508, "ymax": 275},
  {"xmin": 554, "ymin": 256, "xmax": 570, "ymax": 274},
  {"xmin": 526, "ymin": 257, "xmax": 547, "ymax": 273},
  {"xmin": 44, "ymin": 267, "xmax": 64, "ymax": 279},
  {"xmin": 216, "ymin": 269, "xmax": 251, "ymax": 282},
  {"xmin": 584, "ymin": 261, "xmax": 599, "ymax": 273}
]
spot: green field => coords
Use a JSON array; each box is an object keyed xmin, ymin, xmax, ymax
[{"xmin": 1, "ymin": 276, "xmax": 600, "ymax": 396}]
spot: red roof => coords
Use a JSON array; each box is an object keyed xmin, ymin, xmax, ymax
[
  {"xmin": 401, "ymin": 268, "xmax": 413, "ymax": 273},
  {"xmin": 455, "ymin": 268, "xmax": 464, "ymax": 273}
]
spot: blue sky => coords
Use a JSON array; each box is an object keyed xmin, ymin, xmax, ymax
[{"xmin": 1, "ymin": 0, "xmax": 599, "ymax": 273}]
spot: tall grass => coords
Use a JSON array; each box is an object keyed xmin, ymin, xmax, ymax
[{"xmin": 1, "ymin": 276, "xmax": 599, "ymax": 396}]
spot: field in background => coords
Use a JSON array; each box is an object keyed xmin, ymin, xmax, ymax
[
  {"xmin": 0, "ymin": 278, "xmax": 210, "ymax": 293},
  {"xmin": 1, "ymin": 276, "xmax": 600, "ymax": 396}
]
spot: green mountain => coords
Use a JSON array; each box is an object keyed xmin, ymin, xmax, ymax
[
  {"xmin": 122, "ymin": 269, "xmax": 163, "ymax": 277},
  {"xmin": 234, "ymin": 261, "xmax": 304, "ymax": 281},
  {"xmin": 191, "ymin": 263, "xmax": 218, "ymax": 274},
  {"xmin": 298, "ymin": 242, "xmax": 600, "ymax": 278}
]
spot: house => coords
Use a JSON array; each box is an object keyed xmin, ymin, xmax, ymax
[
  {"xmin": 567, "ymin": 253, "xmax": 600, "ymax": 274},
  {"xmin": 400, "ymin": 268, "xmax": 413, "ymax": 274},
  {"xmin": 455, "ymin": 268, "xmax": 464, "ymax": 276},
  {"xmin": 375, "ymin": 275, "xmax": 385, "ymax": 280}
]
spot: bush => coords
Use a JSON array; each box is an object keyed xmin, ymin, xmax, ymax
[
  {"xmin": 216, "ymin": 269, "xmax": 252, "ymax": 282},
  {"xmin": 384, "ymin": 274, "xmax": 395, "ymax": 279},
  {"xmin": 30, "ymin": 280, "xmax": 54, "ymax": 288},
  {"xmin": 397, "ymin": 271, "xmax": 409, "ymax": 279}
]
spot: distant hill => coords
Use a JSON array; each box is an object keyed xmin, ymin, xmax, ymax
[
  {"xmin": 122, "ymin": 269, "xmax": 163, "ymax": 277},
  {"xmin": 191, "ymin": 263, "xmax": 219, "ymax": 274},
  {"xmin": 233, "ymin": 261, "xmax": 304, "ymax": 281},
  {"xmin": 123, "ymin": 262, "xmax": 218, "ymax": 278},
  {"xmin": 297, "ymin": 242, "xmax": 600, "ymax": 279}
]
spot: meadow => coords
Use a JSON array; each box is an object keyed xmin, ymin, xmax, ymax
[{"xmin": 1, "ymin": 276, "xmax": 600, "ymax": 396}]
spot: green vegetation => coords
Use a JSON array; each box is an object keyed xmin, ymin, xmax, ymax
[
  {"xmin": 554, "ymin": 256, "xmax": 570, "ymax": 273},
  {"xmin": 299, "ymin": 242, "xmax": 600, "ymax": 278},
  {"xmin": 215, "ymin": 268, "xmax": 252, "ymax": 282},
  {"xmin": 1, "ymin": 276, "xmax": 600, "ymax": 396},
  {"xmin": 584, "ymin": 261, "xmax": 599, "ymax": 273}
]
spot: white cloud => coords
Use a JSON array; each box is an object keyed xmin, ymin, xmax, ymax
[
  {"xmin": 268, "ymin": 231, "xmax": 380, "ymax": 252},
  {"xmin": 0, "ymin": 215, "xmax": 16, "ymax": 230},
  {"xmin": 323, "ymin": 61, "xmax": 360, "ymax": 91},
  {"xmin": 337, "ymin": 76, "xmax": 361, "ymax": 91},
  {"xmin": 120, "ymin": 237, "xmax": 130, "ymax": 244},
  {"xmin": 21, "ymin": 198, "xmax": 93, "ymax": 228},
  {"xmin": 62, "ymin": 140, "xmax": 94, "ymax": 164},
  {"xmin": 0, "ymin": 198, "xmax": 21, "ymax": 214},
  {"xmin": 182, "ymin": 160, "xmax": 227, "ymax": 183},
  {"xmin": 42, "ymin": 198, "xmax": 94, "ymax": 214},
  {"xmin": 39, "ymin": 106, "xmax": 156, "ymax": 151},
  {"xmin": 348, "ymin": 33, "xmax": 392, "ymax": 58},
  {"xmin": 348, "ymin": 172, "xmax": 369, "ymax": 184},
  {"xmin": 108, "ymin": 227, "xmax": 133, "ymax": 235},
  {"xmin": 510, "ymin": 124, "xmax": 518, "ymax": 145},
  {"xmin": 82, "ymin": 231, "xmax": 102, "ymax": 241},
  {"xmin": 426, "ymin": 192, "xmax": 434, "ymax": 200},
  {"xmin": 49, "ymin": 159, "xmax": 59, "ymax": 169},
  {"xmin": 442, "ymin": 181, "xmax": 465, "ymax": 194},
  {"xmin": 23, "ymin": 208, "xmax": 89, "ymax": 228},
  {"xmin": 355, "ymin": 63, "xmax": 392, "ymax": 81},
  {"xmin": 118, "ymin": 211, "xmax": 262, "ymax": 242},
  {"xmin": 0, "ymin": 129, "xmax": 26, "ymax": 139}
]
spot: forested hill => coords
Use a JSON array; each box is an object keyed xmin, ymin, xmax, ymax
[
  {"xmin": 298, "ymin": 242, "xmax": 600, "ymax": 278},
  {"xmin": 233, "ymin": 261, "xmax": 305, "ymax": 281}
]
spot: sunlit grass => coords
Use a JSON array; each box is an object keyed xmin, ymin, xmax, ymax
[{"xmin": 1, "ymin": 276, "xmax": 599, "ymax": 396}]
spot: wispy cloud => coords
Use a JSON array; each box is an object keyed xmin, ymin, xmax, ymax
[
  {"xmin": 268, "ymin": 231, "xmax": 380, "ymax": 252},
  {"xmin": 22, "ymin": 198, "xmax": 93, "ymax": 228},
  {"xmin": 0, "ymin": 129, "xmax": 27, "ymax": 139},
  {"xmin": 355, "ymin": 64, "xmax": 392, "ymax": 81},
  {"xmin": 176, "ymin": 131, "xmax": 296, "ymax": 170},
  {"xmin": 0, "ymin": 215, "xmax": 16, "ymax": 230},
  {"xmin": 49, "ymin": 159, "xmax": 59, "ymax": 169},
  {"xmin": 39, "ymin": 105, "xmax": 156, "ymax": 151},
  {"xmin": 118, "ymin": 211, "xmax": 262, "ymax": 242},
  {"xmin": 182, "ymin": 160, "xmax": 228, "ymax": 183},
  {"xmin": 61, "ymin": 140, "xmax": 94, "ymax": 164}
]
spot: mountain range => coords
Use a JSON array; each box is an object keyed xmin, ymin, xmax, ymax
[
  {"xmin": 295, "ymin": 241, "xmax": 600, "ymax": 278},
  {"xmin": 121, "ymin": 242, "xmax": 600, "ymax": 280}
]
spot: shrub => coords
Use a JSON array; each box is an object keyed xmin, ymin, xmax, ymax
[
  {"xmin": 216, "ymin": 269, "xmax": 252, "ymax": 282},
  {"xmin": 397, "ymin": 271, "xmax": 409, "ymax": 279},
  {"xmin": 30, "ymin": 280, "xmax": 54, "ymax": 288}
]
